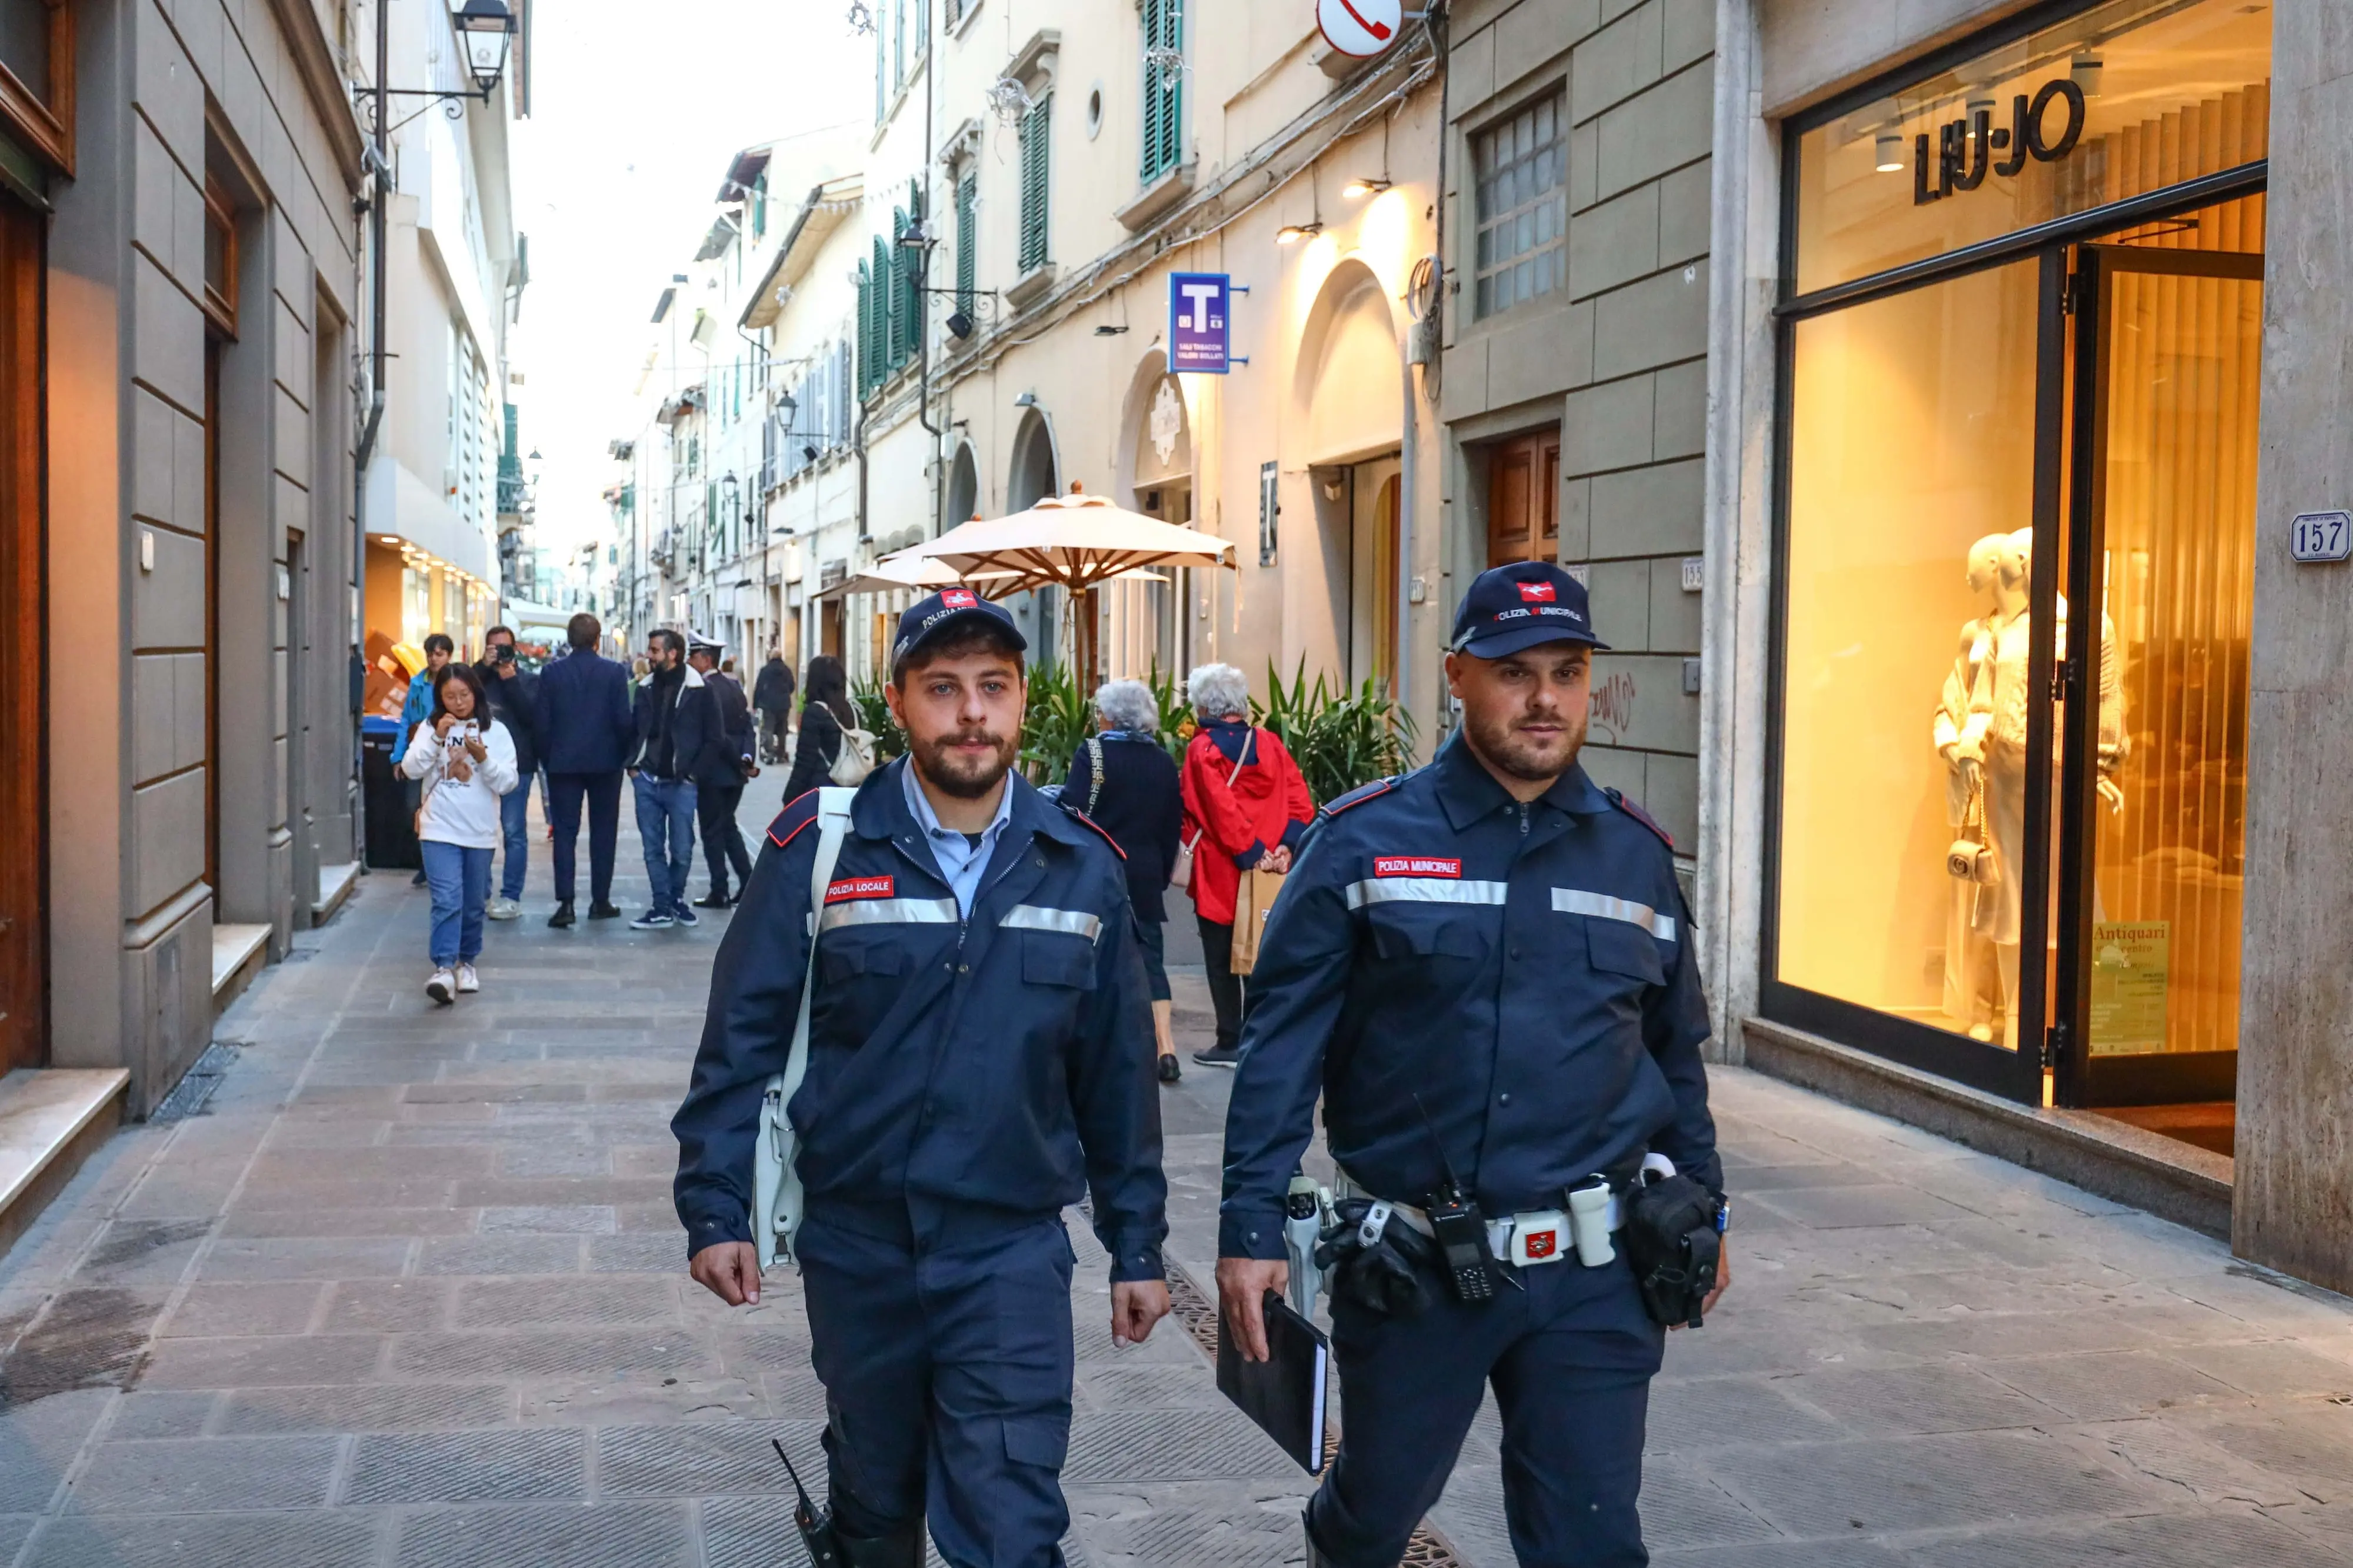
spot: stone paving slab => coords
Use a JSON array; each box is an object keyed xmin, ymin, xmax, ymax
[{"xmin": 1, "ymin": 782, "xmax": 2352, "ymax": 1566}]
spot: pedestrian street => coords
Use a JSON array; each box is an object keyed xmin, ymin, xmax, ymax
[{"xmin": 4, "ymin": 785, "xmax": 2353, "ymax": 1567}]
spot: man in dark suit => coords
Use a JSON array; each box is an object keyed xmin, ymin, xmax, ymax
[
  {"xmin": 533, "ymin": 613, "xmax": 634, "ymax": 929},
  {"xmin": 687, "ymin": 635, "xmax": 758, "ymax": 909}
]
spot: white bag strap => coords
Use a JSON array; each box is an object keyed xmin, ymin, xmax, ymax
[
  {"xmin": 1182, "ymin": 730, "xmax": 1254, "ymax": 855},
  {"xmin": 753, "ymin": 785, "xmax": 857, "ymax": 1269}
]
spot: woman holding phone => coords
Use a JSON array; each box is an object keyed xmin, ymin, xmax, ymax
[{"xmin": 399, "ymin": 662, "xmax": 520, "ymax": 1003}]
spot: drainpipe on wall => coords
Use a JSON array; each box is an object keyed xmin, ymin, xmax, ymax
[{"xmin": 348, "ymin": 0, "xmax": 394, "ymax": 870}]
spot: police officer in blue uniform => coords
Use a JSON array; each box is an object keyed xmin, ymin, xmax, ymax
[
  {"xmin": 1217, "ymin": 561, "xmax": 1729, "ymax": 1567},
  {"xmin": 674, "ymin": 589, "xmax": 1171, "ymax": 1568}
]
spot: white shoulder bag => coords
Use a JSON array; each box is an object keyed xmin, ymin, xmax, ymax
[{"xmin": 752, "ymin": 786, "xmax": 859, "ymax": 1269}]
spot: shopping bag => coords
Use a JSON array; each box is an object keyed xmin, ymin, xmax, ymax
[{"xmin": 1231, "ymin": 867, "xmax": 1287, "ymax": 976}]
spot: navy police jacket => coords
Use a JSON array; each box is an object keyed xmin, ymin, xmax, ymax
[
  {"xmin": 674, "ymin": 759, "xmax": 1169, "ymax": 1283},
  {"xmin": 1218, "ymin": 737, "xmax": 1721, "ymax": 1262}
]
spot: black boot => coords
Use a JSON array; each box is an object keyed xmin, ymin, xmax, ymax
[
  {"xmin": 588, "ymin": 899, "xmax": 623, "ymax": 920},
  {"xmin": 548, "ymin": 899, "xmax": 575, "ymax": 929},
  {"xmin": 837, "ymin": 1523, "xmax": 925, "ymax": 1568}
]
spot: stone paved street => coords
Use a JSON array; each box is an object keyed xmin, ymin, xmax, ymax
[{"xmin": 5, "ymin": 783, "xmax": 2353, "ymax": 1566}]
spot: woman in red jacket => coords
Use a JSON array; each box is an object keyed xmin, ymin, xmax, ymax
[{"xmin": 1179, "ymin": 662, "xmax": 1315, "ymax": 1068}]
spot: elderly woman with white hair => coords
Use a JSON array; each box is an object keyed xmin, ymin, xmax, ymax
[
  {"xmin": 1066, "ymin": 679, "xmax": 1187, "ymax": 1082},
  {"xmin": 1178, "ymin": 663, "xmax": 1314, "ymax": 1068}
]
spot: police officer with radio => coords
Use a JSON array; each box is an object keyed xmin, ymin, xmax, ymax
[
  {"xmin": 1217, "ymin": 561, "xmax": 1730, "ymax": 1568},
  {"xmin": 674, "ymin": 589, "xmax": 1171, "ymax": 1568}
]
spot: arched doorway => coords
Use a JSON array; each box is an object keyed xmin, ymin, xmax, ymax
[
  {"xmin": 1006, "ymin": 409, "xmax": 1061, "ymax": 668},
  {"xmin": 1295, "ymin": 262, "xmax": 1405, "ymax": 695},
  {"xmin": 1122, "ymin": 361, "xmax": 1191, "ymax": 680},
  {"xmin": 945, "ymin": 441, "xmax": 979, "ymax": 530}
]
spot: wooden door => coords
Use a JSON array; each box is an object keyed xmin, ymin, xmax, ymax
[
  {"xmin": 0, "ymin": 194, "xmax": 45, "ymax": 1070},
  {"xmin": 1485, "ymin": 429, "xmax": 1559, "ymax": 566}
]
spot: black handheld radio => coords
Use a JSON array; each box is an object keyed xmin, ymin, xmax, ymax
[
  {"xmin": 1416, "ymin": 1098, "xmax": 1497, "ymax": 1304},
  {"xmin": 773, "ymin": 1439, "xmax": 845, "ymax": 1567}
]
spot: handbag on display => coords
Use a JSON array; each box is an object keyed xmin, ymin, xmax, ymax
[{"xmin": 1946, "ymin": 775, "xmax": 1999, "ymax": 887}]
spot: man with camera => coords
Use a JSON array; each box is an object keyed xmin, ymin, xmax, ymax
[
  {"xmin": 475, "ymin": 626, "xmax": 541, "ymax": 920},
  {"xmin": 1216, "ymin": 562, "xmax": 1731, "ymax": 1567}
]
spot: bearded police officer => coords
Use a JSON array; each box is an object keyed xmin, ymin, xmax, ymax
[
  {"xmin": 675, "ymin": 589, "xmax": 1171, "ymax": 1568},
  {"xmin": 1217, "ymin": 561, "xmax": 1729, "ymax": 1567}
]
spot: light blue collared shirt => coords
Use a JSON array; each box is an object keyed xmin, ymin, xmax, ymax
[{"xmin": 901, "ymin": 760, "xmax": 1016, "ymax": 917}]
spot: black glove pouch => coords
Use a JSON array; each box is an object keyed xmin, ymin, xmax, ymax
[
  {"xmin": 1313, "ymin": 1198, "xmax": 1443, "ymax": 1320},
  {"xmin": 1622, "ymin": 1173, "xmax": 1722, "ymax": 1329}
]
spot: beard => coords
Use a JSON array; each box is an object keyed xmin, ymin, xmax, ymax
[
  {"xmin": 912, "ymin": 727, "xmax": 1017, "ymax": 799},
  {"xmin": 1462, "ymin": 703, "xmax": 1586, "ymax": 784}
]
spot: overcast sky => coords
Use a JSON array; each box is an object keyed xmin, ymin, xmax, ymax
[{"xmin": 509, "ymin": 1, "xmax": 871, "ymax": 569}]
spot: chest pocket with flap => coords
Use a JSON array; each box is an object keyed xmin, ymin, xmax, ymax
[
  {"xmin": 1584, "ymin": 918, "xmax": 1665, "ymax": 986},
  {"xmin": 1020, "ymin": 930, "xmax": 1097, "ymax": 989}
]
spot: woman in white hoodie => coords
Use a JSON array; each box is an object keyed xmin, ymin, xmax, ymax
[{"xmin": 399, "ymin": 662, "xmax": 519, "ymax": 1003}]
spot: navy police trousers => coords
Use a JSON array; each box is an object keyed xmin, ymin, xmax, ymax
[
  {"xmin": 1310, "ymin": 1252, "xmax": 1666, "ymax": 1567},
  {"xmin": 799, "ymin": 1197, "xmax": 1076, "ymax": 1567}
]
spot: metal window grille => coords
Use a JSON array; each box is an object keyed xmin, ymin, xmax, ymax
[
  {"xmin": 1018, "ymin": 94, "xmax": 1052, "ymax": 274},
  {"xmin": 1472, "ymin": 91, "xmax": 1566, "ymax": 319},
  {"xmin": 1141, "ymin": 0, "xmax": 1184, "ymax": 182},
  {"xmin": 955, "ymin": 173, "xmax": 977, "ymax": 319}
]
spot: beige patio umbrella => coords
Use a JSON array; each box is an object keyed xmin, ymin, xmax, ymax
[
  {"xmin": 900, "ymin": 486, "xmax": 1235, "ymax": 688},
  {"xmin": 812, "ymin": 552, "xmax": 1017, "ymax": 600}
]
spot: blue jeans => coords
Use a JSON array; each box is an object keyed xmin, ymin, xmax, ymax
[
  {"xmin": 498, "ymin": 780, "xmax": 532, "ymax": 900},
  {"xmin": 632, "ymin": 773, "xmax": 698, "ymax": 913},
  {"xmin": 421, "ymin": 842, "xmax": 493, "ymax": 968}
]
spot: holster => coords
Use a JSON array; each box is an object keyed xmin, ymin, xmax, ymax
[
  {"xmin": 1621, "ymin": 1172, "xmax": 1723, "ymax": 1329},
  {"xmin": 1312, "ymin": 1197, "xmax": 1447, "ymax": 1319}
]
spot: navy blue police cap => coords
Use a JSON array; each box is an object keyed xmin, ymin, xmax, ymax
[
  {"xmin": 891, "ymin": 585, "xmax": 1028, "ymax": 669},
  {"xmin": 1449, "ymin": 561, "xmax": 1609, "ymax": 659}
]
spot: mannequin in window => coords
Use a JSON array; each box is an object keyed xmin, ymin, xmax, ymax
[
  {"xmin": 1958, "ymin": 529, "xmax": 2127, "ymax": 1051},
  {"xmin": 1935, "ymin": 535, "xmax": 2008, "ymax": 1042}
]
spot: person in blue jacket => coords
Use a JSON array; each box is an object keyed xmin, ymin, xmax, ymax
[
  {"xmin": 673, "ymin": 588, "xmax": 1171, "ymax": 1568},
  {"xmin": 532, "ymin": 613, "xmax": 635, "ymax": 928},
  {"xmin": 1217, "ymin": 561, "xmax": 1731, "ymax": 1568}
]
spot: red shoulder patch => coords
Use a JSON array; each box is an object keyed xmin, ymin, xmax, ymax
[
  {"xmin": 1608, "ymin": 788, "xmax": 1675, "ymax": 851},
  {"xmin": 1322, "ymin": 777, "xmax": 1398, "ymax": 817},
  {"xmin": 766, "ymin": 789, "xmax": 824, "ymax": 850},
  {"xmin": 1059, "ymin": 805, "xmax": 1128, "ymax": 860}
]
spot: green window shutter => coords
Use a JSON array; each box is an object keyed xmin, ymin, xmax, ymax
[
  {"xmin": 1141, "ymin": 0, "xmax": 1182, "ymax": 183},
  {"xmin": 901, "ymin": 181, "xmax": 925, "ymax": 363},
  {"xmin": 955, "ymin": 174, "xmax": 977, "ymax": 318},
  {"xmin": 1018, "ymin": 95, "xmax": 1052, "ymax": 274},
  {"xmin": 874, "ymin": 236, "xmax": 892, "ymax": 382},
  {"xmin": 888, "ymin": 207, "xmax": 909, "ymax": 365},
  {"xmin": 856, "ymin": 261, "xmax": 876, "ymax": 395}
]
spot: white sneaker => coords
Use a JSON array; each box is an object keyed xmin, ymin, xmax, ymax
[
  {"xmin": 486, "ymin": 897, "xmax": 522, "ymax": 921},
  {"xmin": 455, "ymin": 963, "xmax": 480, "ymax": 994},
  {"xmin": 426, "ymin": 968, "xmax": 455, "ymax": 1005}
]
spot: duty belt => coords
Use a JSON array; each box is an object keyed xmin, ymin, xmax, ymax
[{"xmin": 1335, "ymin": 1167, "xmax": 1622, "ymax": 1268}]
